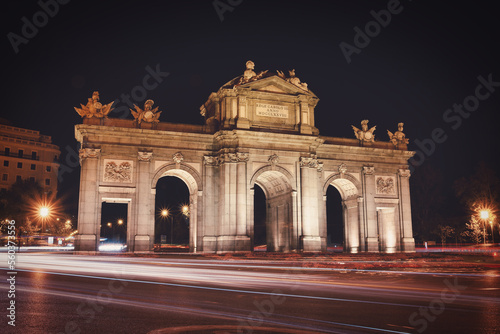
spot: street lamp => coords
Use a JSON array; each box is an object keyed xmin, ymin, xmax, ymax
[
  {"xmin": 490, "ymin": 220, "xmax": 495, "ymax": 244},
  {"xmin": 39, "ymin": 207, "xmax": 49, "ymax": 218},
  {"xmin": 480, "ymin": 210, "xmax": 489, "ymax": 244}
]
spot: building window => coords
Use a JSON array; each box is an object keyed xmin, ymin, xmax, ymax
[
  {"xmin": 2, "ymin": 174, "xmax": 7, "ymax": 181},
  {"xmin": 16, "ymin": 175, "xmax": 22, "ymax": 182},
  {"xmin": 4, "ymin": 148, "xmax": 10, "ymax": 156},
  {"xmin": 45, "ymin": 178, "xmax": 50, "ymax": 186},
  {"xmin": 17, "ymin": 162, "xmax": 22, "ymax": 169},
  {"xmin": 29, "ymin": 177, "xmax": 35, "ymax": 182},
  {"xmin": 31, "ymin": 151, "xmax": 37, "ymax": 160},
  {"xmin": 18, "ymin": 149, "xmax": 23, "ymax": 158},
  {"xmin": 3, "ymin": 160, "xmax": 8, "ymax": 167},
  {"xmin": 46, "ymin": 166, "xmax": 51, "ymax": 172},
  {"xmin": 31, "ymin": 164, "xmax": 36, "ymax": 170}
]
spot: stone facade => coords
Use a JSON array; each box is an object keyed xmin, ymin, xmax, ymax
[{"xmin": 74, "ymin": 63, "xmax": 415, "ymax": 253}]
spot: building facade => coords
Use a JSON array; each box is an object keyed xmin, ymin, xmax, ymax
[
  {"xmin": 0, "ymin": 124, "xmax": 60, "ymax": 195},
  {"xmin": 74, "ymin": 62, "xmax": 416, "ymax": 253}
]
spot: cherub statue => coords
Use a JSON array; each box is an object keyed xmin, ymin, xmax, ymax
[
  {"xmin": 239, "ymin": 60, "xmax": 268, "ymax": 84},
  {"xmin": 75, "ymin": 91, "xmax": 114, "ymax": 118},
  {"xmin": 351, "ymin": 120, "xmax": 376, "ymax": 143},
  {"xmin": 243, "ymin": 60, "xmax": 256, "ymax": 81},
  {"xmin": 277, "ymin": 69, "xmax": 308, "ymax": 90},
  {"xmin": 387, "ymin": 122, "xmax": 409, "ymax": 146},
  {"xmin": 130, "ymin": 99, "xmax": 162, "ymax": 125}
]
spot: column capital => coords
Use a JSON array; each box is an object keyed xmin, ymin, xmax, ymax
[
  {"xmin": 138, "ymin": 151, "xmax": 153, "ymax": 162},
  {"xmin": 398, "ymin": 169, "xmax": 411, "ymax": 177},
  {"xmin": 363, "ymin": 165, "xmax": 375, "ymax": 175},
  {"xmin": 79, "ymin": 148, "xmax": 101, "ymax": 163}
]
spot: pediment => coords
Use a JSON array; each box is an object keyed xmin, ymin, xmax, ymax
[{"xmin": 238, "ymin": 75, "xmax": 317, "ymax": 98}]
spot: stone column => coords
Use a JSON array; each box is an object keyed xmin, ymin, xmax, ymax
[
  {"xmin": 357, "ymin": 196, "xmax": 366, "ymax": 252},
  {"xmin": 344, "ymin": 198, "xmax": 360, "ymax": 253},
  {"xmin": 75, "ymin": 148, "xmax": 101, "ymax": 251},
  {"xmin": 363, "ymin": 166, "xmax": 379, "ymax": 252},
  {"xmin": 398, "ymin": 169, "xmax": 415, "ymax": 252},
  {"xmin": 300, "ymin": 156, "xmax": 321, "ymax": 251},
  {"xmin": 134, "ymin": 151, "xmax": 153, "ymax": 252},
  {"xmin": 202, "ymin": 155, "xmax": 218, "ymax": 252},
  {"xmin": 235, "ymin": 153, "xmax": 250, "ymax": 250}
]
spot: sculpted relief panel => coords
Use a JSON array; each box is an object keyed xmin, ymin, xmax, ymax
[
  {"xmin": 376, "ymin": 176, "xmax": 396, "ymax": 195},
  {"xmin": 103, "ymin": 159, "xmax": 133, "ymax": 183}
]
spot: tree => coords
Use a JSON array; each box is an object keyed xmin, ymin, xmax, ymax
[
  {"xmin": 436, "ymin": 225, "xmax": 455, "ymax": 245},
  {"xmin": 461, "ymin": 216, "xmax": 483, "ymax": 244}
]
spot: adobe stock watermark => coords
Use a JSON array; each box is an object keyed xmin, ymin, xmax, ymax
[
  {"xmin": 409, "ymin": 73, "xmax": 499, "ymax": 171},
  {"xmin": 57, "ymin": 271, "xmax": 129, "ymax": 334},
  {"xmin": 7, "ymin": 0, "xmax": 70, "ymax": 54},
  {"xmin": 236, "ymin": 268, "xmax": 303, "ymax": 333},
  {"xmin": 339, "ymin": 0, "xmax": 409, "ymax": 64},
  {"xmin": 408, "ymin": 277, "xmax": 466, "ymax": 333},
  {"xmin": 212, "ymin": 0, "xmax": 243, "ymax": 22},
  {"xmin": 110, "ymin": 64, "xmax": 170, "ymax": 119}
]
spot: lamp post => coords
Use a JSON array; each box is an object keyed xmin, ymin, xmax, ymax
[
  {"xmin": 490, "ymin": 220, "xmax": 495, "ymax": 244},
  {"xmin": 480, "ymin": 210, "xmax": 489, "ymax": 244}
]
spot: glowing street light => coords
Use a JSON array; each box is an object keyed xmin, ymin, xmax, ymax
[
  {"xmin": 490, "ymin": 220, "xmax": 495, "ymax": 244},
  {"xmin": 107, "ymin": 222, "xmax": 112, "ymax": 228},
  {"xmin": 39, "ymin": 207, "xmax": 49, "ymax": 218},
  {"xmin": 161, "ymin": 209, "xmax": 169, "ymax": 218},
  {"xmin": 117, "ymin": 219, "xmax": 124, "ymax": 225},
  {"xmin": 479, "ymin": 210, "xmax": 490, "ymax": 244}
]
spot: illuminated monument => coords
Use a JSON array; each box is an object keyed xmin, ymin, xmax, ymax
[{"xmin": 74, "ymin": 61, "xmax": 415, "ymax": 253}]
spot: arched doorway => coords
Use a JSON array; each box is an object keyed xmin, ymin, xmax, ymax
[
  {"xmin": 154, "ymin": 176, "xmax": 190, "ymax": 248},
  {"xmin": 253, "ymin": 185, "xmax": 267, "ymax": 251},
  {"xmin": 326, "ymin": 186, "xmax": 343, "ymax": 252},
  {"xmin": 151, "ymin": 164, "xmax": 202, "ymax": 252},
  {"xmin": 324, "ymin": 174, "xmax": 362, "ymax": 253},
  {"xmin": 252, "ymin": 168, "xmax": 295, "ymax": 252}
]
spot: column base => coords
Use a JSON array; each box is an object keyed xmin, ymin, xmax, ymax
[
  {"xmin": 302, "ymin": 236, "xmax": 322, "ymax": 252},
  {"xmin": 216, "ymin": 235, "xmax": 251, "ymax": 252},
  {"xmin": 366, "ymin": 237, "xmax": 379, "ymax": 252},
  {"xmin": 402, "ymin": 237, "xmax": 416, "ymax": 252},
  {"xmin": 134, "ymin": 235, "xmax": 151, "ymax": 252},
  {"xmin": 74, "ymin": 234, "xmax": 97, "ymax": 251}
]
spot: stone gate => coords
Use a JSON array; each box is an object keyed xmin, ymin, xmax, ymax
[{"xmin": 74, "ymin": 61, "xmax": 415, "ymax": 253}]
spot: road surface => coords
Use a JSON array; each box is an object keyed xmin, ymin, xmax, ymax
[{"xmin": 1, "ymin": 253, "xmax": 499, "ymax": 333}]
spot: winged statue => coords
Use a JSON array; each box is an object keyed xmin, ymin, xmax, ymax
[
  {"xmin": 130, "ymin": 99, "xmax": 162, "ymax": 125},
  {"xmin": 387, "ymin": 122, "xmax": 409, "ymax": 146},
  {"xmin": 75, "ymin": 91, "xmax": 114, "ymax": 118},
  {"xmin": 352, "ymin": 120, "xmax": 376, "ymax": 143}
]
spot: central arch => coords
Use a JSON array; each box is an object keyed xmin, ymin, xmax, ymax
[
  {"xmin": 152, "ymin": 163, "xmax": 202, "ymax": 252},
  {"xmin": 323, "ymin": 173, "xmax": 362, "ymax": 253},
  {"xmin": 250, "ymin": 166, "xmax": 296, "ymax": 252}
]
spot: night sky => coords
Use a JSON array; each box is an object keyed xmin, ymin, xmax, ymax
[{"xmin": 3, "ymin": 0, "xmax": 500, "ymax": 217}]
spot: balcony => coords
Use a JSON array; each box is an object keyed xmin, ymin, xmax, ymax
[{"xmin": 0, "ymin": 151, "xmax": 40, "ymax": 161}]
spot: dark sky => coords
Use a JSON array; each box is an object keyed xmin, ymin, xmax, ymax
[{"xmin": 3, "ymin": 0, "xmax": 500, "ymax": 214}]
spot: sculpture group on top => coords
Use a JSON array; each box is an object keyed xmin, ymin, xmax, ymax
[
  {"xmin": 130, "ymin": 99, "xmax": 162, "ymax": 125},
  {"xmin": 236, "ymin": 60, "xmax": 309, "ymax": 91},
  {"xmin": 74, "ymin": 91, "xmax": 114, "ymax": 119},
  {"xmin": 351, "ymin": 120, "xmax": 409, "ymax": 148},
  {"xmin": 352, "ymin": 120, "xmax": 376, "ymax": 143}
]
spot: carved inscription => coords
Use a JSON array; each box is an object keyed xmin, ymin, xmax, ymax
[{"xmin": 255, "ymin": 103, "xmax": 288, "ymax": 118}]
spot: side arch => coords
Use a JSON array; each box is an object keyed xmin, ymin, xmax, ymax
[
  {"xmin": 322, "ymin": 172, "xmax": 362, "ymax": 200},
  {"xmin": 151, "ymin": 163, "xmax": 203, "ymax": 194},
  {"xmin": 250, "ymin": 164, "xmax": 296, "ymax": 191},
  {"xmin": 151, "ymin": 162, "xmax": 203, "ymax": 252}
]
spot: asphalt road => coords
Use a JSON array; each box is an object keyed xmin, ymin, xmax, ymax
[{"xmin": 1, "ymin": 253, "xmax": 499, "ymax": 334}]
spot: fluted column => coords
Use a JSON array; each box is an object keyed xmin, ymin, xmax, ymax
[
  {"xmin": 75, "ymin": 148, "xmax": 101, "ymax": 251},
  {"xmin": 399, "ymin": 169, "xmax": 415, "ymax": 252}
]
